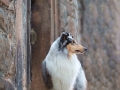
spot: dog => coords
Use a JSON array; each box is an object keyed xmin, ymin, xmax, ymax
[{"xmin": 42, "ymin": 32, "xmax": 87, "ymax": 90}]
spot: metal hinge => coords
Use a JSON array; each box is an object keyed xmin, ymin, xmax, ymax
[{"xmin": 30, "ymin": 28, "xmax": 37, "ymax": 45}]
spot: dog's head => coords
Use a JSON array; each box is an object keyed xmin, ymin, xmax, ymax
[{"xmin": 59, "ymin": 32, "xmax": 87, "ymax": 56}]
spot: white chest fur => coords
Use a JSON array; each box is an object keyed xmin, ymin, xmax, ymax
[{"xmin": 46, "ymin": 52, "xmax": 81, "ymax": 90}]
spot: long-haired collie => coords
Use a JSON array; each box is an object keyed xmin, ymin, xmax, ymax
[{"xmin": 42, "ymin": 32, "xmax": 87, "ymax": 90}]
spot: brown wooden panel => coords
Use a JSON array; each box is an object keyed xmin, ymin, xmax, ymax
[{"xmin": 31, "ymin": 0, "xmax": 51, "ymax": 90}]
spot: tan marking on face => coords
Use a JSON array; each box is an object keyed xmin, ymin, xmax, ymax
[{"xmin": 66, "ymin": 41, "xmax": 86, "ymax": 58}]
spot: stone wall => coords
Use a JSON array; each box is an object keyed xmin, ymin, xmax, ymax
[
  {"xmin": 59, "ymin": 0, "xmax": 120, "ymax": 90},
  {"xmin": 0, "ymin": 0, "xmax": 16, "ymax": 89},
  {"xmin": 79, "ymin": 0, "xmax": 120, "ymax": 90},
  {"xmin": 0, "ymin": 0, "xmax": 30, "ymax": 90}
]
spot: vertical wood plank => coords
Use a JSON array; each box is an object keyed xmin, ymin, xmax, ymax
[
  {"xmin": 15, "ymin": 0, "xmax": 29, "ymax": 89},
  {"xmin": 31, "ymin": 0, "xmax": 51, "ymax": 90}
]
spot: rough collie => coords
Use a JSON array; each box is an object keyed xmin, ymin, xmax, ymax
[{"xmin": 42, "ymin": 32, "xmax": 87, "ymax": 90}]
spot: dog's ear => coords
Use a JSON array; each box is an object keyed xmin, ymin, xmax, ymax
[
  {"xmin": 60, "ymin": 32, "xmax": 68, "ymax": 43},
  {"xmin": 59, "ymin": 32, "xmax": 69, "ymax": 49},
  {"xmin": 61, "ymin": 34, "xmax": 67, "ymax": 41}
]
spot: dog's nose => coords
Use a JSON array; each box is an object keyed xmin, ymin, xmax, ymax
[{"xmin": 84, "ymin": 48, "xmax": 87, "ymax": 51}]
